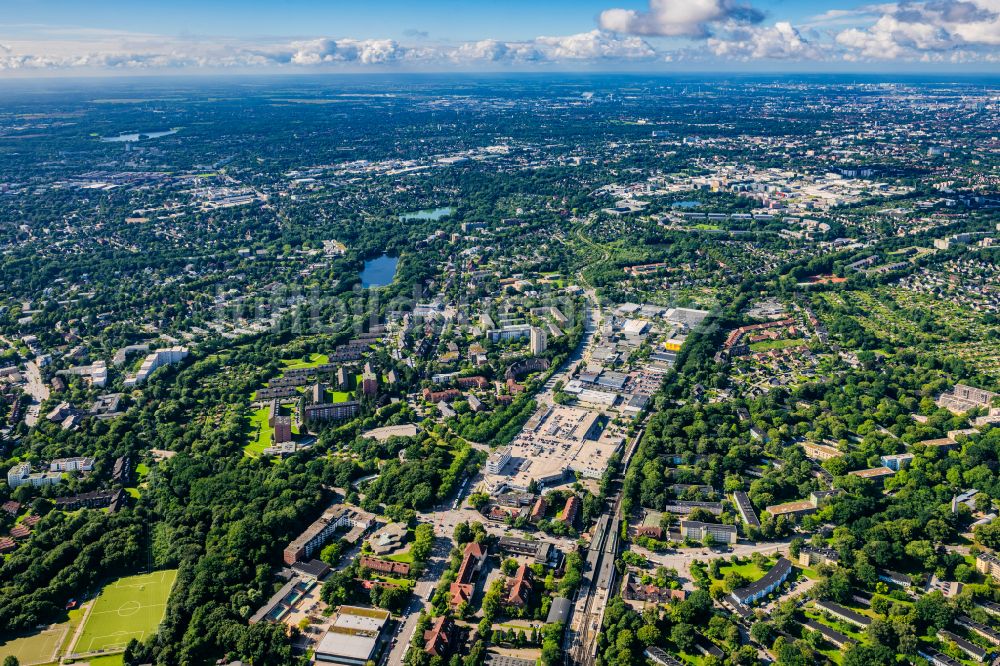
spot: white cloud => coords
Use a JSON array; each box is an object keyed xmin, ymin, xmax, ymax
[
  {"xmin": 534, "ymin": 30, "xmax": 657, "ymax": 60},
  {"xmin": 709, "ymin": 21, "xmax": 820, "ymax": 60},
  {"xmin": 288, "ymin": 38, "xmax": 406, "ymax": 65},
  {"xmin": 599, "ymin": 0, "xmax": 764, "ymax": 37},
  {"xmin": 0, "ymin": 30, "xmax": 660, "ymax": 71},
  {"xmin": 835, "ymin": 0, "xmax": 1000, "ymax": 59}
]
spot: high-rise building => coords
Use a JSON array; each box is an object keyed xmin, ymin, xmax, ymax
[{"xmin": 530, "ymin": 326, "xmax": 547, "ymax": 355}]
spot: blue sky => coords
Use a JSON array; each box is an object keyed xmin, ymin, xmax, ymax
[{"xmin": 1, "ymin": 0, "xmax": 999, "ymax": 74}]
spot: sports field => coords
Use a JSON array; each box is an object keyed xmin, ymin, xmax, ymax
[{"xmin": 72, "ymin": 570, "xmax": 177, "ymax": 655}]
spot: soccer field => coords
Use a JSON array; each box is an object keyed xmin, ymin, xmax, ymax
[{"xmin": 73, "ymin": 570, "xmax": 178, "ymax": 655}]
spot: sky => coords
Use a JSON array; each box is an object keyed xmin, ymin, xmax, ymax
[{"xmin": 1, "ymin": 0, "xmax": 999, "ymax": 75}]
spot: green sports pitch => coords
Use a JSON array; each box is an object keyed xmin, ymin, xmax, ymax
[{"xmin": 73, "ymin": 569, "xmax": 178, "ymax": 655}]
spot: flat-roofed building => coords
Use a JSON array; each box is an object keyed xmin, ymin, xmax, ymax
[
  {"xmin": 283, "ymin": 504, "xmax": 373, "ymax": 565},
  {"xmin": 302, "ymin": 401, "xmax": 361, "ymax": 425},
  {"xmin": 314, "ymin": 606, "xmax": 390, "ymax": 665},
  {"xmin": 485, "ymin": 446, "xmax": 511, "ymax": 474},
  {"xmin": 976, "ymin": 551, "xmax": 1000, "ymax": 582},
  {"xmin": 848, "ymin": 466, "xmax": 895, "ymax": 486},
  {"xmin": 802, "ymin": 442, "xmax": 842, "ymax": 461},
  {"xmin": 680, "ymin": 520, "xmax": 737, "ymax": 545},
  {"xmin": 880, "ymin": 453, "xmax": 914, "ymax": 471},
  {"xmin": 766, "ymin": 499, "xmax": 817, "ymax": 519}
]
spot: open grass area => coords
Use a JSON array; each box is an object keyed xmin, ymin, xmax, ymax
[
  {"xmin": 749, "ymin": 338, "xmax": 808, "ymax": 352},
  {"xmin": 0, "ymin": 624, "xmax": 64, "ymax": 665},
  {"xmin": 282, "ymin": 353, "xmax": 329, "ymax": 370},
  {"xmin": 245, "ymin": 406, "xmax": 273, "ymax": 457},
  {"xmin": 72, "ymin": 570, "xmax": 177, "ymax": 656},
  {"xmin": 385, "ymin": 549, "xmax": 414, "ymax": 564}
]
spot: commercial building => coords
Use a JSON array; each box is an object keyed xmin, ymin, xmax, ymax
[
  {"xmin": 487, "ymin": 324, "xmax": 532, "ymax": 343},
  {"xmin": 497, "ymin": 536, "xmax": 563, "ymax": 569},
  {"xmin": 314, "ymin": 606, "xmax": 390, "ymax": 665},
  {"xmin": 729, "ymin": 557, "xmax": 791, "ymax": 605},
  {"xmin": 485, "ymin": 446, "xmax": 511, "ymax": 474},
  {"xmin": 680, "ymin": 520, "xmax": 737, "ymax": 545}
]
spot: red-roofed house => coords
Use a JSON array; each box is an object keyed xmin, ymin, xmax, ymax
[
  {"xmin": 449, "ymin": 542, "xmax": 486, "ymax": 607},
  {"xmin": 559, "ymin": 496, "xmax": 580, "ymax": 525},
  {"xmin": 424, "ymin": 616, "xmax": 457, "ymax": 658},
  {"xmin": 507, "ymin": 563, "xmax": 534, "ymax": 608}
]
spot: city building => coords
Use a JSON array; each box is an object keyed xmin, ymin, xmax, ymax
[
  {"xmin": 124, "ymin": 346, "xmax": 189, "ymax": 386},
  {"xmin": 283, "ymin": 504, "xmax": 373, "ymax": 565},
  {"xmin": 301, "ymin": 401, "xmax": 361, "ymax": 425},
  {"xmin": 49, "ymin": 457, "xmax": 94, "ymax": 473},
  {"xmin": 938, "ymin": 629, "xmax": 990, "ymax": 662},
  {"xmin": 798, "ymin": 546, "xmax": 840, "ymax": 568},
  {"xmin": 314, "ymin": 606, "xmax": 390, "ymax": 665},
  {"xmin": 559, "ymin": 495, "xmax": 580, "ymax": 525},
  {"xmin": 679, "ymin": 520, "xmax": 737, "ymax": 545},
  {"xmin": 801, "ymin": 620, "xmax": 853, "ymax": 649},
  {"xmin": 360, "ymin": 368, "xmax": 378, "ymax": 397},
  {"xmin": 848, "ymin": 466, "xmax": 896, "ymax": 487},
  {"xmin": 801, "ymin": 442, "xmax": 842, "ymax": 461},
  {"xmin": 729, "ymin": 557, "xmax": 791, "ymax": 605},
  {"xmin": 880, "ymin": 453, "xmax": 914, "ymax": 471},
  {"xmin": 424, "ymin": 616, "xmax": 458, "ymax": 659},
  {"xmin": 530, "ymin": 326, "xmax": 547, "ymax": 355},
  {"xmin": 506, "ymin": 563, "xmax": 534, "ymax": 607},
  {"xmin": 975, "ymin": 551, "xmax": 1000, "ymax": 582},
  {"xmin": 732, "ymin": 491, "xmax": 760, "ymax": 528},
  {"xmin": 485, "ymin": 446, "xmax": 511, "ymax": 474},
  {"xmin": 814, "ymin": 601, "xmax": 871, "ymax": 628},
  {"xmin": 359, "ymin": 556, "xmax": 410, "ymax": 577},
  {"xmin": 7, "ymin": 462, "xmax": 62, "ymax": 489},
  {"xmin": 449, "ymin": 542, "xmax": 487, "ymax": 606}
]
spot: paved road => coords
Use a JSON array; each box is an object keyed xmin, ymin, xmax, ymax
[
  {"xmin": 23, "ymin": 360, "xmax": 49, "ymax": 426},
  {"xmin": 382, "ymin": 537, "xmax": 451, "ymax": 665}
]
